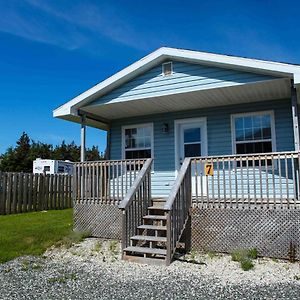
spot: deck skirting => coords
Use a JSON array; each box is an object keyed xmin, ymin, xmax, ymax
[
  {"xmin": 191, "ymin": 207, "xmax": 300, "ymax": 260},
  {"xmin": 74, "ymin": 203, "xmax": 122, "ymax": 239},
  {"xmin": 74, "ymin": 202, "xmax": 300, "ymax": 261}
]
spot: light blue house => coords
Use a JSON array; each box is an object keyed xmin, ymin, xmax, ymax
[{"xmin": 54, "ymin": 48, "xmax": 300, "ymax": 265}]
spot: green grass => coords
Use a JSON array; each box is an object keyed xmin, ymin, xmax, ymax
[{"xmin": 0, "ymin": 209, "xmax": 73, "ymax": 263}]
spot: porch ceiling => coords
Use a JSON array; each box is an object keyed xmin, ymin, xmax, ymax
[{"xmin": 80, "ymin": 78, "xmax": 291, "ymax": 121}]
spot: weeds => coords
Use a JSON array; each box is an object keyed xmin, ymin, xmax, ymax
[
  {"xmin": 32, "ymin": 263, "xmax": 42, "ymax": 270},
  {"xmin": 190, "ymin": 250, "xmax": 197, "ymax": 263},
  {"xmin": 240, "ymin": 259, "xmax": 254, "ymax": 271},
  {"xmin": 55, "ymin": 231, "xmax": 90, "ymax": 249},
  {"xmin": 48, "ymin": 273, "xmax": 77, "ymax": 284},
  {"xmin": 109, "ymin": 240, "xmax": 118, "ymax": 255},
  {"xmin": 21, "ymin": 260, "xmax": 30, "ymax": 271},
  {"xmin": 93, "ymin": 241, "xmax": 102, "ymax": 253},
  {"xmin": 231, "ymin": 248, "xmax": 258, "ymax": 271},
  {"xmin": 109, "ymin": 240, "xmax": 119, "ymax": 262},
  {"xmin": 207, "ymin": 251, "xmax": 218, "ymax": 259}
]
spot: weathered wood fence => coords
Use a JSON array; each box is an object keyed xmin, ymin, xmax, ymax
[{"xmin": 0, "ymin": 172, "xmax": 73, "ymax": 215}]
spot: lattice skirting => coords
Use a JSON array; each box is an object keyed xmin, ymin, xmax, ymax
[
  {"xmin": 191, "ymin": 208, "xmax": 300, "ymax": 260},
  {"xmin": 74, "ymin": 203, "xmax": 122, "ymax": 239}
]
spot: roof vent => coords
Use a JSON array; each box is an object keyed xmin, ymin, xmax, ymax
[{"xmin": 162, "ymin": 62, "xmax": 173, "ymax": 76}]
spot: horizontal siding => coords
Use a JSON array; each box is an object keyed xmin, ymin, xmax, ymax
[
  {"xmin": 109, "ymin": 99, "xmax": 294, "ymax": 196},
  {"xmin": 91, "ymin": 61, "xmax": 277, "ymax": 106}
]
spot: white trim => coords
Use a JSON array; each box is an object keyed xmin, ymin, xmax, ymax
[
  {"xmin": 174, "ymin": 117, "xmax": 208, "ymax": 172},
  {"xmin": 121, "ymin": 123, "xmax": 154, "ymax": 160},
  {"xmin": 53, "ymin": 47, "xmax": 300, "ymax": 119},
  {"xmin": 231, "ymin": 110, "xmax": 277, "ymax": 155}
]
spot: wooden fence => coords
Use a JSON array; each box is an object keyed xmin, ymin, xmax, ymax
[{"xmin": 0, "ymin": 172, "xmax": 73, "ymax": 215}]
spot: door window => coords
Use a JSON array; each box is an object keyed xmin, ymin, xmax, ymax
[{"xmin": 183, "ymin": 127, "xmax": 201, "ymax": 157}]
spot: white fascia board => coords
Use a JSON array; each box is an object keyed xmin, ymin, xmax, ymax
[
  {"xmin": 164, "ymin": 48, "xmax": 300, "ymax": 79},
  {"xmin": 53, "ymin": 47, "xmax": 300, "ymax": 118},
  {"xmin": 53, "ymin": 48, "xmax": 167, "ymax": 117}
]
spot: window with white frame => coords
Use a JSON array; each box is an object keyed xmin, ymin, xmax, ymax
[
  {"xmin": 123, "ymin": 124, "xmax": 153, "ymax": 159},
  {"xmin": 232, "ymin": 111, "xmax": 275, "ymax": 156}
]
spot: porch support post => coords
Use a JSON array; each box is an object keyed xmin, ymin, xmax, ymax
[
  {"xmin": 80, "ymin": 115, "xmax": 86, "ymax": 162},
  {"xmin": 105, "ymin": 128, "xmax": 111, "ymax": 160},
  {"xmin": 291, "ymin": 82, "xmax": 300, "ymax": 151}
]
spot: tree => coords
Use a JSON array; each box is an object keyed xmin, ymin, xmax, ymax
[{"xmin": 0, "ymin": 133, "xmax": 103, "ymax": 172}]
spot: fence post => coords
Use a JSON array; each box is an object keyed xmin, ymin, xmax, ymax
[{"xmin": 0, "ymin": 172, "xmax": 3, "ymax": 214}]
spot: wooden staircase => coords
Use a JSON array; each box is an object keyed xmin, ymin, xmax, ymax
[
  {"xmin": 119, "ymin": 158, "xmax": 192, "ymax": 266},
  {"xmin": 123, "ymin": 198, "xmax": 169, "ymax": 266}
]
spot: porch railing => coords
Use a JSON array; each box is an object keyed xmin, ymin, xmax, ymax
[
  {"xmin": 164, "ymin": 158, "xmax": 192, "ymax": 265},
  {"xmin": 190, "ymin": 151, "xmax": 300, "ymax": 209},
  {"xmin": 119, "ymin": 158, "xmax": 153, "ymax": 250},
  {"xmin": 73, "ymin": 159, "xmax": 147, "ymax": 205}
]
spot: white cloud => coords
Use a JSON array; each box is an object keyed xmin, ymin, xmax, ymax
[{"xmin": 0, "ymin": 0, "xmax": 148, "ymax": 52}]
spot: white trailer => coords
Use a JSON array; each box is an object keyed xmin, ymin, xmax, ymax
[{"xmin": 33, "ymin": 159, "xmax": 74, "ymax": 175}]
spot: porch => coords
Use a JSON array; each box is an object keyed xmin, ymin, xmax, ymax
[{"xmin": 73, "ymin": 150, "xmax": 300, "ymax": 265}]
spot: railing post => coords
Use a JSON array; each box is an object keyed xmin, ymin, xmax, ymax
[
  {"xmin": 121, "ymin": 209, "xmax": 126, "ymax": 255},
  {"xmin": 166, "ymin": 212, "xmax": 171, "ymax": 266}
]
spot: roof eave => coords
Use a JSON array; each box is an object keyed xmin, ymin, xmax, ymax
[{"xmin": 53, "ymin": 47, "xmax": 300, "ymax": 120}]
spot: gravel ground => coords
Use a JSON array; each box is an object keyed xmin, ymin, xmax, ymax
[{"xmin": 1, "ymin": 239, "xmax": 300, "ymax": 300}]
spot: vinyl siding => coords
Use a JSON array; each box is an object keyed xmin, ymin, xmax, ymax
[
  {"xmin": 110, "ymin": 99, "xmax": 294, "ymax": 196},
  {"xmin": 91, "ymin": 61, "xmax": 277, "ymax": 106}
]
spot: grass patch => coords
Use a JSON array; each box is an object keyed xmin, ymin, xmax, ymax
[{"xmin": 0, "ymin": 209, "xmax": 73, "ymax": 263}]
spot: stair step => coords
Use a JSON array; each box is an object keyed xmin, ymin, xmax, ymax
[
  {"xmin": 148, "ymin": 206, "xmax": 167, "ymax": 210},
  {"xmin": 123, "ymin": 254, "xmax": 166, "ymax": 266},
  {"xmin": 124, "ymin": 246, "xmax": 167, "ymax": 256},
  {"xmin": 152, "ymin": 198, "xmax": 167, "ymax": 202},
  {"xmin": 138, "ymin": 224, "xmax": 167, "ymax": 231},
  {"xmin": 131, "ymin": 235, "xmax": 167, "ymax": 242},
  {"xmin": 143, "ymin": 215, "xmax": 167, "ymax": 220}
]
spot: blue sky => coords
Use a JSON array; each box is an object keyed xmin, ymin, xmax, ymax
[{"xmin": 0, "ymin": 0, "xmax": 300, "ymax": 154}]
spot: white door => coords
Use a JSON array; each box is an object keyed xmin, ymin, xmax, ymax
[{"xmin": 175, "ymin": 118, "xmax": 207, "ymax": 196}]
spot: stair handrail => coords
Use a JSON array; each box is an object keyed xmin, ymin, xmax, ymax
[
  {"xmin": 164, "ymin": 157, "xmax": 192, "ymax": 265},
  {"xmin": 119, "ymin": 158, "xmax": 153, "ymax": 251},
  {"xmin": 119, "ymin": 158, "xmax": 153, "ymax": 210}
]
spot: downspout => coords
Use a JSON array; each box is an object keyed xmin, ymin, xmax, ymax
[{"xmin": 291, "ymin": 80, "xmax": 300, "ymax": 151}]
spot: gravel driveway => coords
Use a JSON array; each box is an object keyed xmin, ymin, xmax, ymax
[{"xmin": 1, "ymin": 239, "xmax": 300, "ymax": 300}]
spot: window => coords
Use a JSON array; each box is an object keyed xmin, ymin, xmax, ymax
[
  {"xmin": 232, "ymin": 111, "xmax": 275, "ymax": 167},
  {"xmin": 184, "ymin": 127, "xmax": 202, "ymax": 157},
  {"xmin": 58, "ymin": 166, "xmax": 65, "ymax": 173},
  {"xmin": 232, "ymin": 111, "xmax": 275, "ymax": 156},
  {"xmin": 123, "ymin": 124, "xmax": 153, "ymax": 159},
  {"xmin": 162, "ymin": 62, "xmax": 173, "ymax": 76},
  {"xmin": 44, "ymin": 166, "xmax": 50, "ymax": 172}
]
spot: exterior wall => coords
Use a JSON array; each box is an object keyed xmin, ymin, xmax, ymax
[
  {"xmin": 91, "ymin": 61, "xmax": 277, "ymax": 106},
  {"xmin": 110, "ymin": 98, "xmax": 295, "ymax": 196}
]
